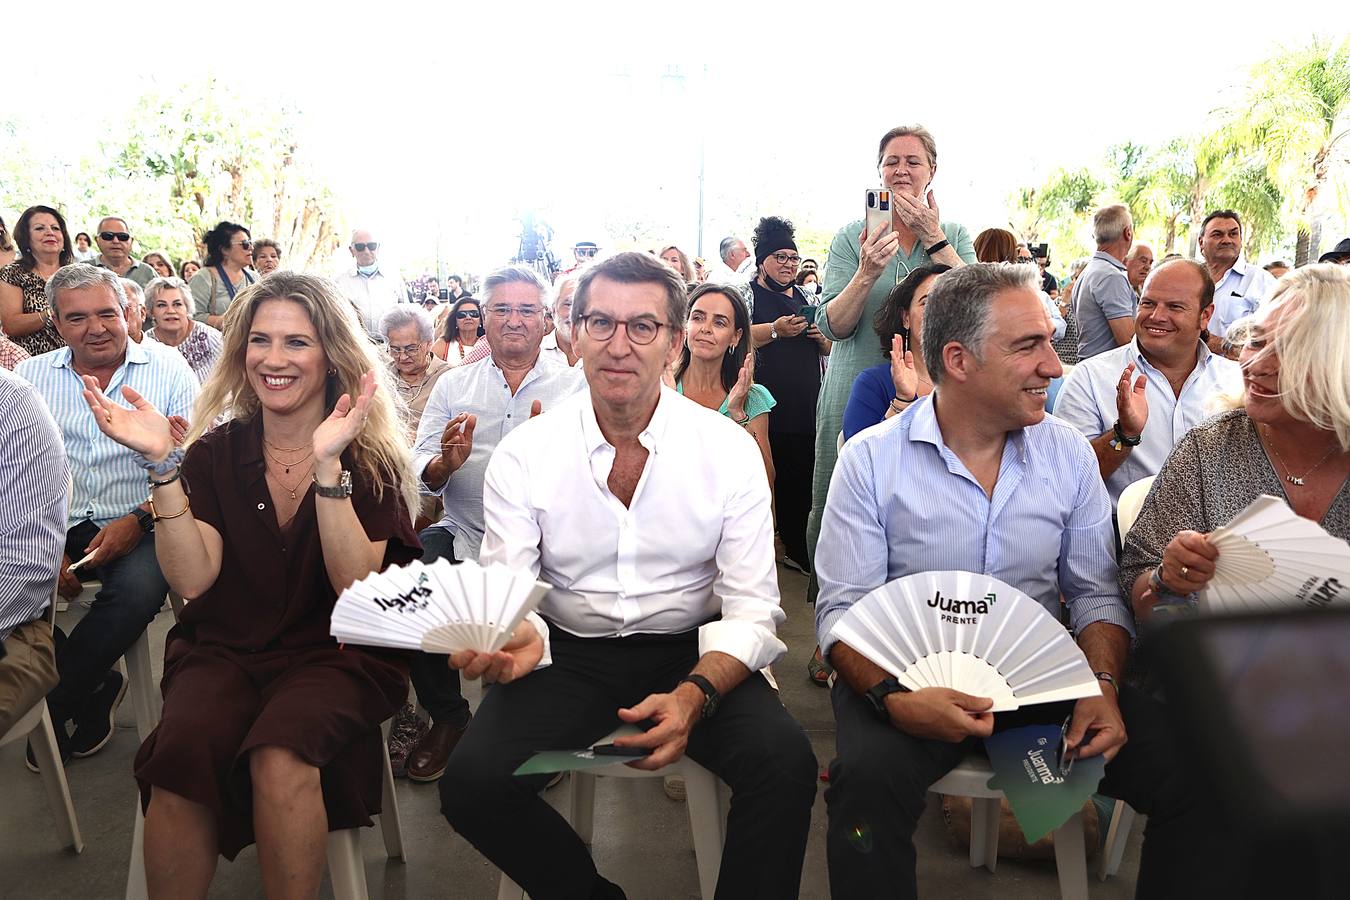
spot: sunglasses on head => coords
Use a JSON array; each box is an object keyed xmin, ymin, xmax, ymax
[
  {"xmin": 353, "ymin": 242, "xmax": 380, "ymax": 252},
  {"xmin": 99, "ymin": 231, "xmax": 131, "ymax": 242}
]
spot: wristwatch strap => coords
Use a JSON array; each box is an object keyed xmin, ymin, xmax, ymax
[{"xmin": 678, "ymin": 674, "xmax": 720, "ymax": 720}]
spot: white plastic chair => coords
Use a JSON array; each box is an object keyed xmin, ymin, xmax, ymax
[
  {"xmin": 497, "ymin": 729, "xmax": 731, "ymax": 900},
  {"xmin": 931, "ymin": 754, "xmax": 1088, "ymax": 899},
  {"xmin": 0, "ymin": 586, "xmax": 83, "ymax": 854},
  {"xmin": 1115, "ymin": 476, "xmax": 1156, "ymax": 542}
]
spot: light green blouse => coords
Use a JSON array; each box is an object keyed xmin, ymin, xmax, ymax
[
  {"xmin": 807, "ymin": 218, "xmax": 976, "ymax": 559},
  {"xmin": 676, "ymin": 381, "xmax": 776, "ymax": 420}
]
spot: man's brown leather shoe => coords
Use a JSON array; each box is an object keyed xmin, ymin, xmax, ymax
[{"xmin": 407, "ymin": 716, "xmax": 471, "ymax": 782}]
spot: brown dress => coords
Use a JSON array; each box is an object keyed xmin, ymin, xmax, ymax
[{"xmin": 133, "ymin": 416, "xmax": 420, "ymax": 859}]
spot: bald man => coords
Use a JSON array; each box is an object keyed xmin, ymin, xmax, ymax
[{"xmin": 334, "ymin": 229, "xmax": 407, "ymax": 337}]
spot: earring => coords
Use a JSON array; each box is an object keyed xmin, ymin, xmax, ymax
[
  {"xmin": 727, "ymin": 346, "xmax": 734, "ymax": 355},
  {"xmin": 327, "ymin": 367, "xmax": 338, "ymax": 376}
]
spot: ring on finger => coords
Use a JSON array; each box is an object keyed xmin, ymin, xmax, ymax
[{"xmin": 1179, "ymin": 565, "xmax": 1189, "ymax": 578}]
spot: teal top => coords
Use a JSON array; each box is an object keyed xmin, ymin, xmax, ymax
[
  {"xmin": 676, "ymin": 381, "xmax": 776, "ymax": 420},
  {"xmin": 807, "ymin": 218, "xmax": 976, "ymax": 558}
]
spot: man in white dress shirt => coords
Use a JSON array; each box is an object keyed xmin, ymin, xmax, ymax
[
  {"xmin": 439, "ymin": 252, "xmax": 817, "ymax": 900},
  {"xmin": 333, "ymin": 229, "xmax": 406, "ymax": 337},
  {"xmin": 403, "ymin": 265, "xmax": 585, "ymax": 781},
  {"xmin": 1197, "ymin": 210, "xmax": 1275, "ymax": 357},
  {"xmin": 1055, "ymin": 259, "xmax": 1243, "ymax": 503}
]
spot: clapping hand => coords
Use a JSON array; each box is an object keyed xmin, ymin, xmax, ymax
[
  {"xmin": 727, "ymin": 356, "xmax": 753, "ymax": 421},
  {"xmin": 438, "ymin": 412, "xmax": 478, "ymax": 475},
  {"xmin": 169, "ymin": 415, "xmax": 190, "ymax": 446},
  {"xmin": 314, "ymin": 369, "xmax": 376, "ymax": 465},
  {"xmin": 889, "ymin": 334, "xmax": 917, "ymax": 401},
  {"xmin": 1115, "ymin": 362, "xmax": 1148, "ymax": 439},
  {"xmin": 891, "ymin": 189, "xmax": 944, "ymax": 246},
  {"xmin": 80, "ymin": 376, "xmax": 174, "ymax": 463}
]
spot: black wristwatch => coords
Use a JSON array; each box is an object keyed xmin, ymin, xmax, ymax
[
  {"xmin": 1109, "ymin": 420, "xmax": 1143, "ymax": 451},
  {"xmin": 864, "ymin": 677, "xmax": 910, "ymax": 722},
  {"xmin": 678, "ymin": 674, "xmax": 721, "ymax": 720},
  {"xmin": 133, "ymin": 508, "xmax": 155, "ymax": 534}
]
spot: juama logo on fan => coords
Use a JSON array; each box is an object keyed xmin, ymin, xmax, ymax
[{"xmin": 927, "ymin": 590, "xmax": 998, "ymax": 624}]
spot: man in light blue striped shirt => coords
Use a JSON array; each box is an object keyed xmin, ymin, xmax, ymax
[
  {"xmin": 16, "ymin": 264, "xmax": 197, "ymax": 764},
  {"xmin": 816, "ymin": 264, "xmax": 1203, "ymax": 899}
]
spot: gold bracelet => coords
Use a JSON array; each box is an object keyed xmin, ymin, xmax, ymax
[{"xmin": 147, "ymin": 495, "xmax": 191, "ymax": 521}]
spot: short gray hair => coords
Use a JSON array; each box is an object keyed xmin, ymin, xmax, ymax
[
  {"xmin": 1092, "ymin": 205, "xmax": 1133, "ymax": 246},
  {"xmin": 718, "ymin": 236, "xmax": 741, "ymax": 265},
  {"xmin": 45, "ymin": 263, "xmax": 127, "ymax": 318},
  {"xmin": 120, "ymin": 278, "xmax": 145, "ymax": 311},
  {"xmin": 379, "ymin": 304, "xmax": 434, "ymax": 342},
  {"xmin": 922, "ymin": 263, "xmax": 1040, "ymax": 385},
  {"xmin": 144, "ymin": 276, "xmax": 192, "ymax": 309},
  {"xmin": 552, "ymin": 272, "xmax": 579, "ymax": 317},
  {"xmin": 480, "ymin": 264, "xmax": 551, "ymax": 312},
  {"xmin": 573, "ymin": 251, "xmax": 688, "ymax": 332}
]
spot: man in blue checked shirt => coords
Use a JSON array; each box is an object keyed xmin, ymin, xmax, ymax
[
  {"xmin": 16, "ymin": 264, "xmax": 197, "ymax": 769},
  {"xmin": 815, "ymin": 263, "xmax": 1208, "ymax": 900}
]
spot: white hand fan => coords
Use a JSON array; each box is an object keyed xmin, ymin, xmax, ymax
[
  {"xmin": 828, "ymin": 571, "xmax": 1100, "ymax": 712},
  {"xmin": 1201, "ymin": 495, "xmax": 1350, "ymax": 614},
  {"xmin": 330, "ymin": 558, "xmax": 550, "ymax": 654}
]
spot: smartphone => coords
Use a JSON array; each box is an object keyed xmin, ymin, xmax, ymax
[
  {"xmin": 591, "ymin": 743, "xmax": 650, "ymax": 758},
  {"xmin": 439, "ymin": 288, "xmax": 450, "ymax": 301},
  {"xmin": 800, "ymin": 305, "xmax": 817, "ymax": 325},
  {"xmin": 865, "ymin": 189, "xmax": 891, "ymax": 237}
]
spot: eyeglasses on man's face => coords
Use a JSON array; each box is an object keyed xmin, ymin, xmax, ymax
[
  {"xmin": 99, "ymin": 231, "xmax": 131, "ymax": 242},
  {"xmin": 352, "ymin": 242, "xmax": 380, "ymax": 252},
  {"xmin": 577, "ymin": 313, "xmax": 668, "ymax": 345},
  {"xmin": 487, "ymin": 304, "xmax": 542, "ymax": 319},
  {"xmin": 770, "ymin": 252, "xmax": 802, "ymax": 267}
]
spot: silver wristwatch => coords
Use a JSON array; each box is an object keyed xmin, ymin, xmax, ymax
[
  {"xmin": 769, "ymin": 328, "xmax": 779, "ymax": 340},
  {"xmin": 314, "ymin": 470, "xmax": 353, "ymax": 499}
]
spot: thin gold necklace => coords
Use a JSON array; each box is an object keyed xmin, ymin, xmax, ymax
[
  {"xmin": 266, "ymin": 456, "xmax": 315, "ymax": 500},
  {"xmin": 1262, "ymin": 426, "xmax": 1340, "ymax": 487},
  {"xmin": 262, "ymin": 438, "xmax": 313, "ymax": 474}
]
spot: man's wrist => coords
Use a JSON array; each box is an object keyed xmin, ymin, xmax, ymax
[{"xmin": 674, "ymin": 681, "xmax": 707, "ymax": 720}]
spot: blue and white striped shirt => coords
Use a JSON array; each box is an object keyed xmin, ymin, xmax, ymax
[
  {"xmin": 0, "ymin": 370, "xmax": 68, "ymax": 642},
  {"xmin": 815, "ymin": 394, "xmax": 1133, "ymax": 655},
  {"xmin": 16, "ymin": 340, "xmax": 198, "ymax": 528}
]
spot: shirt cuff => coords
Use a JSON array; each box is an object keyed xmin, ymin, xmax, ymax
[
  {"xmin": 1070, "ymin": 594, "xmax": 1137, "ymax": 640},
  {"xmin": 816, "ymin": 606, "xmax": 848, "ymax": 659},
  {"xmin": 697, "ymin": 619, "xmax": 786, "ymax": 673},
  {"xmin": 524, "ymin": 610, "xmax": 552, "ymax": 670}
]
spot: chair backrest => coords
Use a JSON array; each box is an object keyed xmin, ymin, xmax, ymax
[{"xmin": 1116, "ymin": 475, "xmax": 1156, "ymax": 541}]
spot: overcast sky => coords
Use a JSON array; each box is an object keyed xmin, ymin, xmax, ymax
[{"xmin": 5, "ymin": 2, "xmax": 1345, "ymax": 272}]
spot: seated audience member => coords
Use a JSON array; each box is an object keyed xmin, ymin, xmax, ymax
[
  {"xmin": 189, "ymin": 221, "xmax": 257, "ymax": 330},
  {"xmin": 89, "ymin": 217, "xmax": 157, "ymax": 288},
  {"xmin": 179, "ymin": 259, "xmax": 202, "ymax": 282},
  {"xmin": 1055, "ymin": 259, "xmax": 1243, "ymax": 504},
  {"xmin": 81, "ymin": 271, "xmax": 419, "ymax": 896},
  {"xmin": 143, "ymin": 252, "xmax": 175, "ymax": 280},
  {"xmin": 815, "ymin": 262, "xmax": 1207, "ymax": 900},
  {"xmin": 658, "ymin": 244, "xmax": 696, "ymax": 286},
  {"xmin": 144, "ymin": 277, "xmax": 225, "ymax": 384},
  {"xmin": 72, "ymin": 231, "xmax": 96, "ymax": 263},
  {"xmin": 841, "ymin": 265, "xmax": 949, "ymax": 441},
  {"xmin": 380, "ymin": 305, "xmax": 452, "ymax": 447},
  {"xmin": 121, "ymin": 278, "xmax": 148, "ymax": 344},
  {"xmin": 0, "ymin": 216, "xmax": 17, "ymax": 268},
  {"xmin": 251, "ymin": 239, "xmax": 282, "ymax": 277},
  {"xmin": 672, "ymin": 282, "xmax": 776, "ymax": 483},
  {"xmin": 439, "ymin": 252, "xmax": 818, "ymax": 900},
  {"xmin": 540, "ymin": 273, "xmax": 581, "ymax": 367},
  {"xmin": 1050, "ymin": 255, "xmax": 1090, "ymax": 366},
  {"xmin": 406, "ymin": 265, "xmax": 584, "ymax": 783},
  {"xmin": 15, "ymin": 264, "xmax": 198, "ymax": 767},
  {"xmin": 0, "ymin": 205, "xmax": 73, "ymax": 356},
  {"xmin": 1121, "ymin": 264, "xmax": 1350, "ymax": 624},
  {"xmin": 0, "ymin": 368, "xmax": 67, "ymax": 736},
  {"xmin": 433, "ymin": 295, "xmax": 490, "ymax": 367},
  {"xmin": 974, "ymin": 228, "xmax": 1065, "ymax": 338}
]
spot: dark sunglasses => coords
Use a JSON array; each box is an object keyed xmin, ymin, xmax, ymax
[
  {"xmin": 99, "ymin": 231, "xmax": 131, "ymax": 242},
  {"xmin": 233, "ymin": 240, "xmax": 254, "ymax": 250},
  {"xmin": 353, "ymin": 242, "xmax": 380, "ymax": 252},
  {"xmin": 455, "ymin": 309, "xmax": 481, "ymax": 319}
]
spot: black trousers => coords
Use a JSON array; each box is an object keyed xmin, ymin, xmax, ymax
[
  {"xmin": 439, "ymin": 628, "xmax": 818, "ymax": 900},
  {"xmin": 825, "ymin": 680, "xmax": 1227, "ymax": 900},
  {"xmin": 769, "ymin": 431, "xmax": 814, "ymax": 568},
  {"xmin": 407, "ymin": 525, "xmax": 470, "ymax": 727}
]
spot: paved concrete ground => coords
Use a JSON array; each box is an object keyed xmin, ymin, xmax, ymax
[{"xmin": 1, "ymin": 564, "xmax": 1142, "ymax": 898}]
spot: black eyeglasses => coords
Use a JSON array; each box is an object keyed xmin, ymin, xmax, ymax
[
  {"xmin": 770, "ymin": 252, "xmax": 802, "ymax": 266},
  {"xmin": 353, "ymin": 242, "xmax": 380, "ymax": 252},
  {"xmin": 99, "ymin": 231, "xmax": 131, "ymax": 242},
  {"xmin": 455, "ymin": 309, "xmax": 481, "ymax": 319},
  {"xmin": 577, "ymin": 313, "xmax": 669, "ymax": 345}
]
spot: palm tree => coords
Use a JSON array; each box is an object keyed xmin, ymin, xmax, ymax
[{"xmin": 1225, "ymin": 36, "xmax": 1350, "ymax": 264}]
